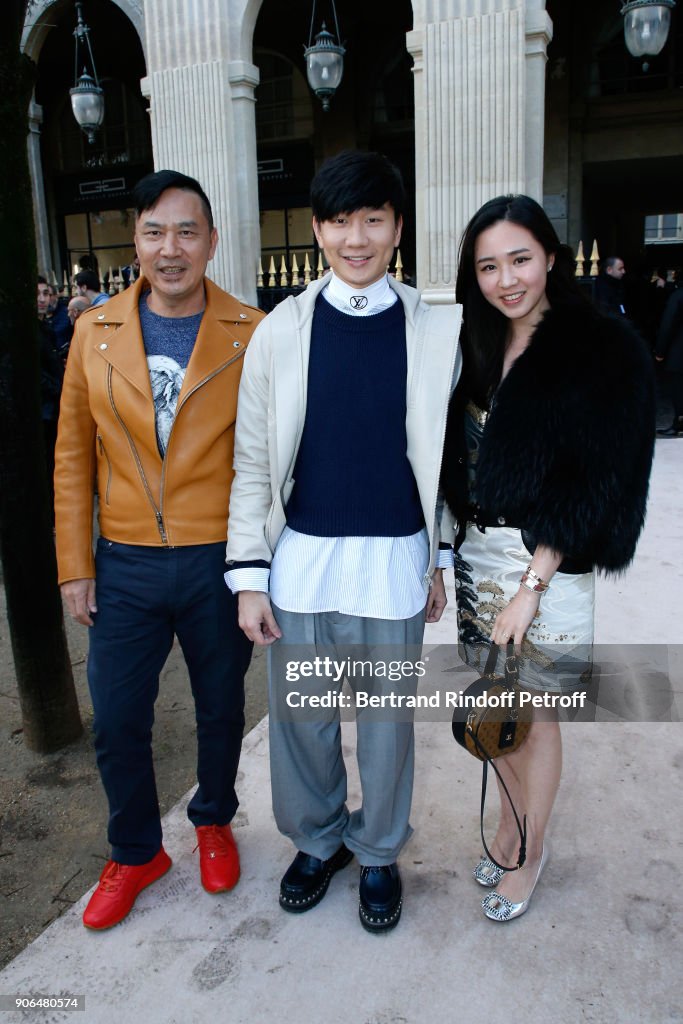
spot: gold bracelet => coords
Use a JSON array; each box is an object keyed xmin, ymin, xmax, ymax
[
  {"xmin": 525, "ymin": 565, "xmax": 550, "ymax": 587},
  {"xmin": 520, "ymin": 567, "xmax": 550, "ymax": 593}
]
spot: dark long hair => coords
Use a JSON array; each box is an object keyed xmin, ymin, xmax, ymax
[{"xmin": 456, "ymin": 194, "xmax": 590, "ymax": 408}]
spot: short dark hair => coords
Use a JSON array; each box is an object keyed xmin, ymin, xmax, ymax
[
  {"xmin": 37, "ymin": 275, "xmax": 48, "ymax": 286},
  {"xmin": 603, "ymin": 256, "xmax": 623, "ymax": 271},
  {"xmin": 79, "ymin": 254, "xmax": 99, "ymax": 273},
  {"xmin": 133, "ymin": 169, "xmax": 214, "ymax": 231},
  {"xmin": 310, "ymin": 150, "xmax": 406, "ymax": 224},
  {"xmin": 456, "ymin": 194, "xmax": 590, "ymax": 408},
  {"xmin": 75, "ymin": 270, "xmax": 101, "ymax": 292}
]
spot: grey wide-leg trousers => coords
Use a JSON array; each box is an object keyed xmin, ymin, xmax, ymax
[{"xmin": 268, "ymin": 604, "xmax": 425, "ymax": 866}]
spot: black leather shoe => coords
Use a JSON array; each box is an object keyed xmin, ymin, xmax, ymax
[
  {"xmin": 656, "ymin": 425, "xmax": 683, "ymax": 437},
  {"xmin": 358, "ymin": 863, "xmax": 402, "ymax": 933},
  {"xmin": 279, "ymin": 845, "xmax": 353, "ymax": 913}
]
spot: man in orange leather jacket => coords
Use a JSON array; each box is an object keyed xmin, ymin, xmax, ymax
[{"xmin": 55, "ymin": 170, "xmax": 263, "ymax": 930}]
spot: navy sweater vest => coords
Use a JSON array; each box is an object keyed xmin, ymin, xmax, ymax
[{"xmin": 285, "ymin": 295, "xmax": 424, "ymax": 537}]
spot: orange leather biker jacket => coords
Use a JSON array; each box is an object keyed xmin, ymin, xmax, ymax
[{"xmin": 55, "ymin": 276, "xmax": 264, "ymax": 584}]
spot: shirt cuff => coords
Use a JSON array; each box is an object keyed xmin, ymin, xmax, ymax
[
  {"xmin": 436, "ymin": 546, "xmax": 454, "ymax": 569},
  {"xmin": 224, "ymin": 567, "xmax": 270, "ymax": 594}
]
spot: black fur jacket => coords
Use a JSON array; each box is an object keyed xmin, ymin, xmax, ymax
[{"xmin": 441, "ymin": 303, "xmax": 656, "ymax": 572}]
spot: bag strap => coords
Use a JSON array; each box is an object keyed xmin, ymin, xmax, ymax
[
  {"xmin": 471, "ymin": 642, "xmax": 527, "ymax": 872},
  {"xmin": 476, "ymin": 744, "xmax": 527, "ymax": 872}
]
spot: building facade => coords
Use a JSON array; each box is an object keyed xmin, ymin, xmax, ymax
[{"xmin": 23, "ymin": 0, "xmax": 683, "ymax": 305}]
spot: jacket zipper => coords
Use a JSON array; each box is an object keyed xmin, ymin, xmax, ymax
[
  {"xmin": 96, "ymin": 435, "xmax": 113, "ymax": 506},
  {"xmin": 107, "ymin": 365, "xmax": 168, "ymax": 543}
]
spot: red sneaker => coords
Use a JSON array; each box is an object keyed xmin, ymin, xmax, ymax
[
  {"xmin": 195, "ymin": 824, "xmax": 240, "ymax": 893},
  {"xmin": 83, "ymin": 847, "xmax": 172, "ymax": 930}
]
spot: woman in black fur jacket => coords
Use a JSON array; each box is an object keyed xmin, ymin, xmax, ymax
[{"xmin": 441, "ymin": 195, "xmax": 655, "ymax": 922}]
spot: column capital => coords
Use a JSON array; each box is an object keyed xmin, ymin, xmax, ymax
[
  {"xmin": 228, "ymin": 60, "xmax": 260, "ymax": 97},
  {"xmin": 406, "ymin": 28, "xmax": 424, "ymax": 64},
  {"xmin": 28, "ymin": 100, "xmax": 43, "ymax": 133},
  {"xmin": 525, "ymin": 9, "xmax": 553, "ymax": 57}
]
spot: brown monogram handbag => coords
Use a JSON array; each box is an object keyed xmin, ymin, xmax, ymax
[
  {"xmin": 452, "ymin": 643, "xmax": 532, "ymax": 871},
  {"xmin": 452, "ymin": 643, "xmax": 532, "ymax": 759}
]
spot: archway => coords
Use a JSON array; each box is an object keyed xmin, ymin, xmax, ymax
[
  {"xmin": 251, "ymin": 0, "xmax": 416, "ymax": 294},
  {"xmin": 26, "ymin": 0, "xmax": 151, "ymax": 281}
]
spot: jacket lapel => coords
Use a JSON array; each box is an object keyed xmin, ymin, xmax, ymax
[
  {"xmin": 177, "ymin": 279, "xmax": 251, "ymax": 406},
  {"xmin": 91, "ymin": 282, "xmax": 153, "ymax": 401}
]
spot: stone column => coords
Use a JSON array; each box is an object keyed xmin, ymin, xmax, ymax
[
  {"xmin": 27, "ymin": 100, "xmax": 52, "ymax": 278},
  {"xmin": 409, "ymin": 0, "xmax": 552, "ymax": 303},
  {"xmin": 228, "ymin": 60, "xmax": 261, "ymax": 304},
  {"xmin": 140, "ymin": 0, "xmax": 260, "ymax": 304},
  {"xmin": 525, "ymin": 6, "xmax": 554, "ymax": 203}
]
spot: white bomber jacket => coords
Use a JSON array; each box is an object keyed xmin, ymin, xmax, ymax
[{"xmin": 225, "ymin": 275, "xmax": 463, "ymax": 578}]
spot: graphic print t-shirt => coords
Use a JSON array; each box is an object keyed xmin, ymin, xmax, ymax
[{"xmin": 139, "ymin": 294, "xmax": 203, "ymax": 457}]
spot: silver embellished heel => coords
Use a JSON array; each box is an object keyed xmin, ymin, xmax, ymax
[
  {"xmin": 473, "ymin": 856, "xmax": 505, "ymax": 888},
  {"xmin": 482, "ymin": 844, "xmax": 549, "ymax": 922}
]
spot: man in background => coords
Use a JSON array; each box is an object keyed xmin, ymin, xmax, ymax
[
  {"xmin": 74, "ymin": 269, "xmax": 110, "ymax": 308},
  {"xmin": 594, "ymin": 256, "xmax": 627, "ymax": 316},
  {"xmin": 67, "ymin": 296, "xmax": 90, "ymax": 326}
]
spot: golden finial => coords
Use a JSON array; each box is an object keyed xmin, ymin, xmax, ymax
[{"xmin": 575, "ymin": 240, "xmax": 585, "ymax": 278}]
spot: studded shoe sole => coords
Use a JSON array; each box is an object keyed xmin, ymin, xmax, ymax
[
  {"xmin": 358, "ymin": 894, "xmax": 403, "ymax": 933},
  {"xmin": 279, "ymin": 846, "xmax": 353, "ymax": 913},
  {"xmin": 358, "ymin": 866, "xmax": 403, "ymax": 934}
]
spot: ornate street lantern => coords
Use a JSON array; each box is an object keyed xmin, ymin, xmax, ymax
[
  {"xmin": 304, "ymin": 1, "xmax": 345, "ymax": 112},
  {"xmin": 621, "ymin": 0, "xmax": 677, "ymax": 70},
  {"xmin": 70, "ymin": 2, "xmax": 104, "ymax": 143}
]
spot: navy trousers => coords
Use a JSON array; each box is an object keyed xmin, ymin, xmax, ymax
[{"xmin": 88, "ymin": 539, "xmax": 252, "ymax": 864}]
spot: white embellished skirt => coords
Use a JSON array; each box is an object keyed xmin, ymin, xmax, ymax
[{"xmin": 454, "ymin": 524, "xmax": 595, "ymax": 691}]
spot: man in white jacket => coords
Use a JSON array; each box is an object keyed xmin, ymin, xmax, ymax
[{"xmin": 226, "ymin": 151, "xmax": 461, "ymax": 932}]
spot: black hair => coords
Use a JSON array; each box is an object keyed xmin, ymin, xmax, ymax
[
  {"xmin": 603, "ymin": 256, "xmax": 622, "ymax": 271},
  {"xmin": 310, "ymin": 150, "xmax": 406, "ymax": 224},
  {"xmin": 78, "ymin": 254, "xmax": 99, "ymax": 274},
  {"xmin": 132, "ymin": 169, "xmax": 214, "ymax": 231},
  {"xmin": 74, "ymin": 270, "xmax": 101, "ymax": 292},
  {"xmin": 37, "ymin": 275, "xmax": 48, "ymax": 285},
  {"xmin": 456, "ymin": 193, "xmax": 591, "ymax": 408}
]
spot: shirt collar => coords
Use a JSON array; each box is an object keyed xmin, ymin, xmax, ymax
[{"xmin": 323, "ymin": 272, "xmax": 396, "ymax": 316}]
